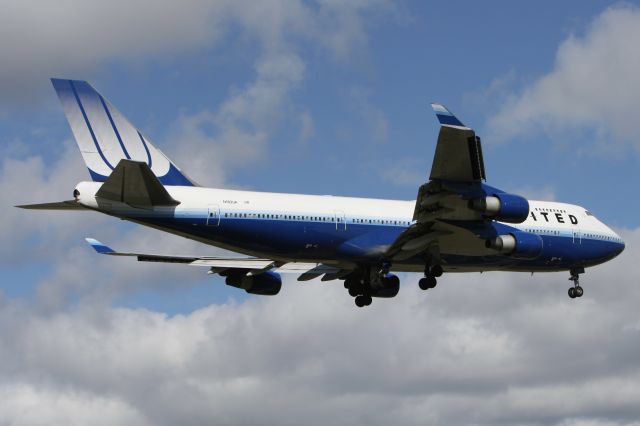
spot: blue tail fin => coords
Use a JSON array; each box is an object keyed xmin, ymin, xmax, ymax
[{"xmin": 51, "ymin": 78, "xmax": 196, "ymax": 186}]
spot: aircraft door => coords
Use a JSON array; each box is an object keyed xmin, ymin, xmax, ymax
[
  {"xmin": 207, "ymin": 205, "xmax": 221, "ymax": 226},
  {"xmin": 572, "ymin": 225, "xmax": 581, "ymax": 244},
  {"xmin": 335, "ymin": 211, "xmax": 347, "ymax": 231}
]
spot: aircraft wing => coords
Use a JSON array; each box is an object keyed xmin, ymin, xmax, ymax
[
  {"xmin": 85, "ymin": 238, "xmax": 343, "ymax": 280},
  {"xmin": 385, "ymin": 104, "xmax": 489, "ymax": 263}
]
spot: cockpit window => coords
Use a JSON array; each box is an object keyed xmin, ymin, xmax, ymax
[{"xmin": 585, "ymin": 211, "xmax": 594, "ymax": 216}]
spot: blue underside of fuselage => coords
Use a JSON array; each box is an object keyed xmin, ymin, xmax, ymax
[{"xmin": 124, "ymin": 214, "xmax": 624, "ymax": 272}]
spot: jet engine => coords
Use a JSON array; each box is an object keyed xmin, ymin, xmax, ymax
[
  {"xmin": 370, "ymin": 273, "xmax": 400, "ymax": 298},
  {"xmin": 485, "ymin": 231, "xmax": 543, "ymax": 259},
  {"xmin": 470, "ymin": 193, "xmax": 529, "ymax": 223},
  {"xmin": 225, "ymin": 271, "xmax": 282, "ymax": 296}
]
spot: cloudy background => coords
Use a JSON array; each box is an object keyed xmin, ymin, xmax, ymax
[{"xmin": 1, "ymin": 1, "xmax": 640, "ymax": 424}]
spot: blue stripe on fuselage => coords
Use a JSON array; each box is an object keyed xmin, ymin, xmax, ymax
[{"xmin": 110, "ymin": 211, "xmax": 624, "ymax": 270}]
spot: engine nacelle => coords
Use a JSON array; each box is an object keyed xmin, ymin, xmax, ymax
[
  {"xmin": 470, "ymin": 193, "xmax": 530, "ymax": 223},
  {"xmin": 370, "ymin": 273, "xmax": 400, "ymax": 298},
  {"xmin": 485, "ymin": 231, "xmax": 543, "ymax": 259},
  {"xmin": 225, "ymin": 271, "xmax": 282, "ymax": 296}
]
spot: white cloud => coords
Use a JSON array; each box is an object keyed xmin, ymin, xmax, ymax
[
  {"xmin": 0, "ymin": 383, "xmax": 148, "ymax": 426},
  {"xmin": 0, "ymin": 0, "xmax": 224, "ymax": 105},
  {"xmin": 0, "ymin": 0, "xmax": 399, "ymax": 107},
  {"xmin": 488, "ymin": 5, "xmax": 640, "ymax": 150}
]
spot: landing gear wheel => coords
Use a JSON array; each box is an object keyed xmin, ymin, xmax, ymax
[
  {"xmin": 567, "ymin": 267, "xmax": 585, "ymax": 299},
  {"xmin": 348, "ymin": 287, "xmax": 359, "ymax": 297},
  {"xmin": 428, "ymin": 276, "xmax": 437, "ymax": 288},
  {"xmin": 419, "ymin": 276, "xmax": 437, "ymax": 290},
  {"xmin": 419, "ymin": 278, "xmax": 429, "ymax": 290},
  {"xmin": 344, "ymin": 277, "xmax": 358, "ymax": 289},
  {"xmin": 430, "ymin": 265, "xmax": 443, "ymax": 278},
  {"xmin": 355, "ymin": 295, "xmax": 371, "ymax": 307}
]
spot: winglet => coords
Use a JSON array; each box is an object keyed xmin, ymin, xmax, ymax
[
  {"xmin": 85, "ymin": 238, "xmax": 115, "ymax": 254},
  {"xmin": 431, "ymin": 103, "xmax": 466, "ymax": 127}
]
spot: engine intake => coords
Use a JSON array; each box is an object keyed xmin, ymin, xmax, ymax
[
  {"xmin": 471, "ymin": 193, "xmax": 530, "ymax": 223},
  {"xmin": 486, "ymin": 231, "xmax": 543, "ymax": 259},
  {"xmin": 225, "ymin": 271, "xmax": 282, "ymax": 296}
]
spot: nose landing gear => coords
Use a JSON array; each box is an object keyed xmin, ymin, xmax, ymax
[{"xmin": 568, "ymin": 267, "xmax": 585, "ymax": 299}]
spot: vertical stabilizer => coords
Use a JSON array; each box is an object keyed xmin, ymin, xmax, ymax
[{"xmin": 51, "ymin": 78, "xmax": 196, "ymax": 186}]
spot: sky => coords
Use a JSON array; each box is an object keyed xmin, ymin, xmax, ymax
[{"xmin": 1, "ymin": 1, "xmax": 640, "ymax": 424}]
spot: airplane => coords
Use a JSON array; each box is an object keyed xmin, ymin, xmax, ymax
[{"xmin": 17, "ymin": 79, "xmax": 625, "ymax": 307}]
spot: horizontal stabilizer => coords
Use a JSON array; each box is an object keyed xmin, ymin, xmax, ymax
[
  {"xmin": 16, "ymin": 200, "xmax": 87, "ymax": 210},
  {"xmin": 96, "ymin": 159, "xmax": 180, "ymax": 208}
]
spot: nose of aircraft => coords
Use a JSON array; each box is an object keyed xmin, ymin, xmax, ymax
[
  {"xmin": 599, "ymin": 221, "xmax": 625, "ymax": 260},
  {"xmin": 607, "ymin": 228, "xmax": 625, "ymax": 259}
]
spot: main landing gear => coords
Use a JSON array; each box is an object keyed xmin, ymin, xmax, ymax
[
  {"xmin": 568, "ymin": 267, "xmax": 585, "ymax": 299},
  {"xmin": 419, "ymin": 264, "xmax": 442, "ymax": 291},
  {"xmin": 345, "ymin": 276, "xmax": 372, "ymax": 307},
  {"xmin": 355, "ymin": 294, "xmax": 373, "ymax": 307},
  {"xmin": 345, "ymin": 263, "xmax": 399, "ymax": 308}
]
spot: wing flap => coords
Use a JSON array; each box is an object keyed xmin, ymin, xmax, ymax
[{"xmin": 190, "ymin": 259, "xmax": 275, "ymax": 269}]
